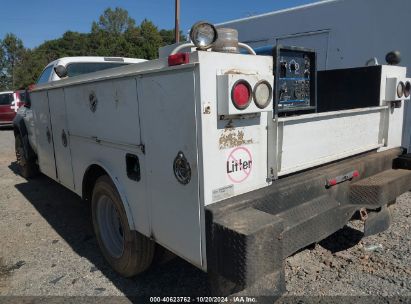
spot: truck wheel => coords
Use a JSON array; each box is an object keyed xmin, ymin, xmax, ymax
[
  {"xmin": 15, "ymin": 134, "xmax": 38, "ymax": 178},
  {"xmin": 91, "ymin": 175, "xmax": 154, "ymax": 277}
]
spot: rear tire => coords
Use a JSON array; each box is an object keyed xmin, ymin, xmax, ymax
[
  {"xmin": 15, "ymin": 134, "xmax": 38, "ymax": 178},
  {"xmin": 91, "ymin": 175, "xmax": 154, "ymax": 277}
]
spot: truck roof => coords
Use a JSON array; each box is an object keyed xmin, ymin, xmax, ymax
[{"xmin": 45, "ymin": 56, "xmax": 146, "ymax": 68}]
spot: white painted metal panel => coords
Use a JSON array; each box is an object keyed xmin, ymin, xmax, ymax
[
  {"xmin": 64, "ymin": 77, "xmax": 150, "ymax": 237},
  {"xmin": 379, "ymin": 65, "xmax": 408, "ymax": 150},
  {"xmin": 197, "ymin": 52, "xmax": 273, "ymax": 207},
  {"xmin": 64, "ymin": 78, "xmax": 141, "ymax": 145},
  {"xmin": 31, "ymin": 90, "xmax": 56, "ymax": 180},
  {"xmin": 68, "ymin": 137, "xmax": 150, "ymax": 236},
  {"xmin": 278, "ymin": 108, "xmax": 384, "ymax": 176},
  {"xmin": 48, "ymin": 88, "xmax": 75, "ymax": 191},
  {"xmin": 138, "ymin": 68, "xmax": 203, "ymax": 267},
  {"xmin": 403, "ymin": 100, "xmax": 411, "ymax": 150}
]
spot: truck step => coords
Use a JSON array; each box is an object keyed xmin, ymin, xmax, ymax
[
  {"xmin": 350, "ymin": 169, "xmax": 411, "ymax": 207},
  {"xmin": 276, "ymin": 195, "xmax": 349, "ymax": 257},
  {"xmin": 393, "ymin": 153, "xmax": 411, "ymax": 170}
]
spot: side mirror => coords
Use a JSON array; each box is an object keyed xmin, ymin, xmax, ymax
[
  {"xmin": 24, "ymin": 88, "xmax": 32, "ymax": 108},
  {"xmin": 23, "ymin": 84, "xmax": 35, "ymax": 108},
  {"xmin": 54, "ymin": 65, "xmax": 68, "ymax": 78}
]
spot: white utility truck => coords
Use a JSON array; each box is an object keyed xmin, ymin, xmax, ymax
[{"xmin": 13, "ymin": 22, "xmax": 411, "ymax": 296}]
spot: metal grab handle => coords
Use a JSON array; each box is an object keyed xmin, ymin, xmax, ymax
[
  {"xmin": 170, "ymin": 42, "xmax": 257, "ymax": 55},
  {"xmin": 238, "ymin": 43, "xmax": 257, "ymax": 55},
  {"xmin": 170, "ymin": 43, "xmax": 195, "ymax": 55}
]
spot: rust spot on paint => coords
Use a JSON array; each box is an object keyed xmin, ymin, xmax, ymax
[{"xmin": 219, "ymin": 128, "xmax": 253, "ymax": 149}]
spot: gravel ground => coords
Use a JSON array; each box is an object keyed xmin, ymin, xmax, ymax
[{"xmin": 0, "ymin": 129, "xmax": 410, "ymax": 302}]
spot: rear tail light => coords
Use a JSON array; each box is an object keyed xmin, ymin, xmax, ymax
[
  {"xmin": 168, "ymin": 53, "xmax": 190, "ymax": 66},
  {"xmin": 405, "ymin": 81, "xmax": 411, "ymax": 98},
  {"xmin": 253, "ymin": 80, "xmax": 272, "ymax": 109},
  {"xmin": 231, "ymin": 80, "xmax": 252, "ymax": 110},
  {"xmin": 397, "ymin": 81, "xmax": 405, "ymax": 98}
]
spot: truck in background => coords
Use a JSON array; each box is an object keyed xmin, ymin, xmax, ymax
[
  {"xmin": 216, "ymin": 0, "xmax": 411, "ymax": 73},
  {"xmin": 216, "ymin": 0, "xmax": 411, "ymax": 151}
]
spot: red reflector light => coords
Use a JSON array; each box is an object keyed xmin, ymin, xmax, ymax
[
  {"xmin": 327, "ymin": 179, "xmax": 337, "ymax": 187},
  {"xmin": 168, "ymin": 53, "xmax": 189, "ymax": 66},
  {"xmin": 326, "ymin": 170, "xmax": 360, "ymax": 188},
  {"xmin": 231, "ymin": 80, "xmax": 251, "ymax": 110}
]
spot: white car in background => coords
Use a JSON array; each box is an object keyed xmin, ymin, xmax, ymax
[{"xmin": 36, "ymin": 56, "xmax": 147, "ymax": 84}]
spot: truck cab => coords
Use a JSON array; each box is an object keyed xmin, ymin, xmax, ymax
[{"xmin": 36, "ymin": 56, "xmax": 146, "ymax": 84}]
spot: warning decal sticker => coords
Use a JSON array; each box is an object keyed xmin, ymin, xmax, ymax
[{"xmin": 226, "ymin": 146, "xmax": 253, "ymax": 183}]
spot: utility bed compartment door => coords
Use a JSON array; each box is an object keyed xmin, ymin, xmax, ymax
[
  {"xmin": 32, "ymin": 90, "xmax": 57, "ymax": 180},
  {"xmin": 64, "ymin": 78, "xmax": 142, "ymax": 145},
  {"xmin": 48, "ymin": 88, "xmax": 75, "ymax": 190},
  {"xmin": 138, "ymin": 68, "xmax": 202, "ymax": 267}
]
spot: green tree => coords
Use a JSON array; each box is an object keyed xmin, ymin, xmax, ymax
[
  {"xmin": 0, "ymin": 43, "xmax": 7, "ymax": 90},
  {"xmin": 159, "ymin": 29, "xmax": 186, "ymax": 46},
  {"xmin": 6, "ymin": 7, "xmax": 190, "ymax": 89},
  {"xmin": 92, "ymin": 7, "xmax": 136, "ymax": 34},
  {"xmin": 137, "ymin": 19, "xmax": 163, "ymax": 59},
  {"xmin": 1, "ymin": 33, "xmax": 25, "ymax": 90},
  {"xmin": 14, "ymin": 49, "xmax": 45, "ymax": 88}
]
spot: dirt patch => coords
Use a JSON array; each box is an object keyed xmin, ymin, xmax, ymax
[{"xmin": 0, "ymin": 258, "xmax": 11, "ymax": 278}]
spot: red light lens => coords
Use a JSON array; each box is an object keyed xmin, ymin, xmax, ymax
[
  {"xmin": 168, "ymin": 53, "xmax": 189, "ymax": 66},
  {"xmin": 231, "ymin": 81, "xmax": 251, "ymax": 110}
]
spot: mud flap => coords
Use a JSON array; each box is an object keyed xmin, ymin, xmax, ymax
[{"xmin": 364, "ymin": 205, "xmax": 392, "ymax": 237}]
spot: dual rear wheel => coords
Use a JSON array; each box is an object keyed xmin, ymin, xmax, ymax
[
  {"xmin": 91, "ymin": 175, "xmax": 155, "ymax": 277},
  {"xmin": 15, "ymin": 134, "xmax": 38, "ymax": 178},
  {"xmin": 15, "ymin": 133, "xmax": 154, "ymax": 277}
]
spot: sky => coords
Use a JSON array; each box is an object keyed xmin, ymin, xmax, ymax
[{"xmin": 0, "ymin": 0, "xmax": 318, "ymax": 49}]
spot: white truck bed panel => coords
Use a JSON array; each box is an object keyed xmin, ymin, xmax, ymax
[
  {"xmin": 278, "ymin": 108, "xmax": 385, "ymax": 176},
  {"xmin": 138, "ymin": 68, "xmax": 203, "ymax": 268},
  {"xmin": 64, "ymin": 78, "xmax": 142, "ymax": 146}
]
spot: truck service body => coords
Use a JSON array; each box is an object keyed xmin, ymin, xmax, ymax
[{"xmin": 13, "ymin": 22, "xmax": 411, "ymax": 296}]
